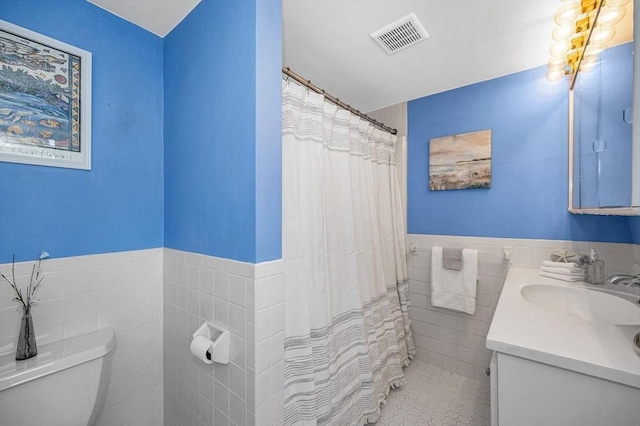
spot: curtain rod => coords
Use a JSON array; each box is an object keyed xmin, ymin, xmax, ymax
[{"xmin": 282, "ymin": 67, "xmax": 398, "ymax": 135}]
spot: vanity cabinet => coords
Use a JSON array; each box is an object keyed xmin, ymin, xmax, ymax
[{"xmin": 491, "ymin": 352, "xmax": 640, "ymax": 426}]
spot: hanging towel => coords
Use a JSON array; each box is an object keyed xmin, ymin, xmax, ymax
[
  {"xmin": 431, "ymin": 247, "xmax": 478, "ymax": 314},
  {"xmin": 539, "ymin": 271, "xmax": 585, "ymax": 282},
  {"xmin": 442, "ymin": 247, "xmax": 463, "ymax": 270}
]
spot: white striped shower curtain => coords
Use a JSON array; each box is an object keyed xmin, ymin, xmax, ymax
[{"xmin": 282, "ymin": 79, "xmax": 415, "ymax": 426}]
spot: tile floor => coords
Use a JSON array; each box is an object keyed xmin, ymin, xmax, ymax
[{"xmin": 375, "ymin": 360, "xmax": 491, "ymax": 426}]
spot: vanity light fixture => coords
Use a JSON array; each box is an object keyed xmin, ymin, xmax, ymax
[{"xmin": 546, "ymin": 0, "xmax": 630, "ymax": 83}]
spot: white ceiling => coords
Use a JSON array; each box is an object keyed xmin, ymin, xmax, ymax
[
  {"xmin": 283, "ymin": 0, "xmax": 563, "ymax": 112},
  {"xmin": 87, "ymin": 0, "xmax": 201, "ymax": 37},
  {"xmin": 88, "ymin": 0, "xmax": 633, "ymax": 113},
  {"xmin": 286, "ymin": 0, "xmax": 633, "ymax": 112}
]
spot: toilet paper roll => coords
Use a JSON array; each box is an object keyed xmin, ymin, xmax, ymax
[{"xmin": 190, "ymin": 336, "xmax": 213, "ymax": 364}]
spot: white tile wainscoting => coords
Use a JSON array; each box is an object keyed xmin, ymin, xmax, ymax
[
  {"xmin": 163, "ymin": 249, "xmax": 284, "ymax": 426},
  {"xmin": 0, "ymin": 247, "xmax": 284, "ymax": 426},
  {"xmin": 406, "ymin": 234, "xmax": 639, "ymax": 384},
  {"xmin": 0, "ymin": 249, "xmax": 164, "ymax": 426},
  {"xmin": 1, "ymin": 237, "xmax": 634, "ymax": 426},
  {"xmin": 249, "ymin": 260, "xmax": 286, "ymax": 426}
]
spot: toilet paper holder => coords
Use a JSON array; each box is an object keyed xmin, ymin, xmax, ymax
[{"xmin": 191, "ymin": 321, "xmax": 230, "ymax": 365}]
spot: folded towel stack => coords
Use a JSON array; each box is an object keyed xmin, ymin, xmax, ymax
[{"xmin": 539, "ymin": 260, "xmax": 585, "ymax": 282}]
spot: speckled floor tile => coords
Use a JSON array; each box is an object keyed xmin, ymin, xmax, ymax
[{"xmin": 375, "ymin": 360, "xmax": 491, "ymax": 426}]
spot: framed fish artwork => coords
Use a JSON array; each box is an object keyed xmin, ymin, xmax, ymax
[{"xmin": 0, "ymin": 20, "xmax": 91, "ymax": 170}]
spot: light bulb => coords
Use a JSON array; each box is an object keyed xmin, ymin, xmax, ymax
[
  {"xmin": 584, "ymin": 44, "xmax": 605, "ymax": 56},
  {"xmin": 597, "ymin": 6, "xmax": 625, "ymax": 26},
  {"xmin": 548, "ymin": 58, "xmax": 570, "ymax": 78},
  {"xmin": 580, "ymin": 62, "xmax": 598, "ymax": 72},
  {"xmin": 548, "ymin": 57, "xmax": 568, "ymax": 68},
  {"xmin": 580, "ymin": 54, "xmax": 599, "ymax": 72},
  {"xmin": 590, "ymin": 25, "xmax": 616, "ymax": 44},
  {"xmin": 554, "ymin": 2, "xmax": 580, "ymax": 25},
  {"xmin": 552, "ymin": 24, "xmax": 575, "ymax": 41},
  {"xmin": 602, "ymin": 0, "xmax": 630, "ymax": 6},
  {"xmin": 550, "ymin": 40, "xmax": 571, "ymax": 58},
  {"xmin": 547, "ymin": 65, "xmax": 567, "ymax": 81}
]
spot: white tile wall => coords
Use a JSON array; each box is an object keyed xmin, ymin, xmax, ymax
[
  {"xmin": 163, "ymin": 249, "xmax": 249, "ymax": 426},
  {"xmin": 406, "ymin": 234, "xmax": 638, "ymax": 384},
  {"xmin": 0, "ymin": 249, "xmax": 164, "ymax": 426},
  {"xmin": 6, "ymin": 236, "xmax": 627, "ymax": 424},
  {"xmin": 163, "ymin": 249, "xmax": 284, "ymax": 426},
  {"xmin": 249, "ymin": 260, "xmax": 285, "ymax": 426}
]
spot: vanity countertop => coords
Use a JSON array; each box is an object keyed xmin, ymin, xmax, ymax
[{"xmin": 486, "ymin": 268, "xmax": 640, "ymax": 388}]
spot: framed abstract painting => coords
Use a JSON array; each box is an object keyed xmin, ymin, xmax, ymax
[
  {"xmin": 0, "ymin": 20, "xmax": 92, "ymax": 170},
  {"xmin": 429, "ymin": 129, "xmax": 492, "ymax": 191}
]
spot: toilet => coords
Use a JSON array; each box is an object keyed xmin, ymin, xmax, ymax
[{"xmin": 0, "ymin": 328, "xmax": 116, "ymax": 426}]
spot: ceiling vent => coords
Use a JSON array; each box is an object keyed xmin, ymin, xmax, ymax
[{"xmin": 370, "ymin": 13, "xmax": 429, "ymax": 55}]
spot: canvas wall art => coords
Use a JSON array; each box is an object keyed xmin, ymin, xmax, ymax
[
  {"xmin": 0, "ymin": 20, "xmax": 91, "ymax": 169},
  {"xmin": 429, "ymin": 129, "xmax": 491, "ymax": 190}
]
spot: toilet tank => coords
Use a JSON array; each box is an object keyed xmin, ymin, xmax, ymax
[{"xmin": 0, "ymin": 328, "xmax": 116, "ymax": 426}]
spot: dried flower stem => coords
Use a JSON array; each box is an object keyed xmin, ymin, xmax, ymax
[{"xmin": 1, "ymin": 252, "xmax": 48, "ymax": 310}]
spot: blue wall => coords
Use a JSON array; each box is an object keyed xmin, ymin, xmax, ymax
[
  {"xmin": 255, "ymin": 0, "xmax": 283, "ymax": 263},
  {"xmin": 408, "ymin": 65, "xmax": 634, "ymax": 244},
  {"xmin": 0, "ymin": 0, "xmax": 164, "ymax": 263},
  {"xmin": 3, "ymin": 0, "xmax": 630, "ymax": 265},
  {"xmin": 164, "ymin": 0, "xmax": 282, "ymax": 263}
]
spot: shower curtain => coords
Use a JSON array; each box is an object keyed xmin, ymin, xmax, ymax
[{"xmin": 282, "ymin": 79, "xmax": 415, "ymax": 426}]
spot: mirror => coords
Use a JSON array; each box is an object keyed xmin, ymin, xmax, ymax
[{"xmin": 569, "ymin": 1, "xmax": 639, "ymax": 215}]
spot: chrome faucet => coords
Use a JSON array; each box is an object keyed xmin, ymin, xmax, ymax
[{"xmin": 607, "ymin": 274, "xmax": 640, "ymax": 287}]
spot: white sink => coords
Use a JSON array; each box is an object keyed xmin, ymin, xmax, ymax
[{"xmin": 520, "ymin": 284, "xmax": 640, "ymax": 326}]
